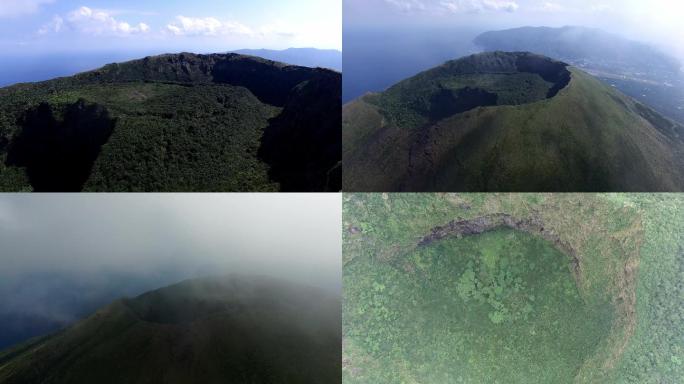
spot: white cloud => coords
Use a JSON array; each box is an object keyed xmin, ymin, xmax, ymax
[
  {"xmin": 166, "ymin": 16, "xmax": 253, "ymax": 36},
  {"xmin": 440, "ymin": 0, "xmax": 519, "ymax": 13},
  {"xmin": 38, "ymin": 6, "xmax": 150, "ymax": 36},
  {"xmin": 67, "ymin": 6, "xmax": 150, "ymax": 35},
  {"xmin": 259, "ymin": 21, "xmax": 299, "ymax": 39},
  {"xmin": 37, "ymin": 15, "xmax": 62, "ymax": 34},
  {"xmin": 0, "ymin": 0, "xmax": 54, "ymax": 18},
  {"xmin": 534, "ymin": 1, "xmax": 566, "ymax": 12},
  {"xmin": 530, "ymin": 1, "xmax": 609, "ymax": 13},
  {"xmin": 383, "ymin": 0, "xmax": 427, "ymax": 12},
  {"xmin": 383, "ymin": 0, "xmax": 519, "ymax": 13}
]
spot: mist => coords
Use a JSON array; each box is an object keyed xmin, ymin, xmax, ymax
[{"xmin": 0, "ymin": 193, "xmax": 341, "ymax": 348}]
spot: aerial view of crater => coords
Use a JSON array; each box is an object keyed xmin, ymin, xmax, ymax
[{"xmin": 342, "ymin": 193, "xmax": 684, "ymax": 383}]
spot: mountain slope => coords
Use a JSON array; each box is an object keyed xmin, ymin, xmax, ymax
[
  {"xmin": 0, "ymin": 52, "xmax": 341, "ymax": 192},
  {"xmin": 0, "ymin": 275, "xmax": 341, "ymax": 384},
  {"xmin": 343, "ymin": 51, "xmax": 684, "ymax": 191}
]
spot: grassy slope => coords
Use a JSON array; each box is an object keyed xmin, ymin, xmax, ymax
[
  {"xmin": 343, "ymin": 193, "xmax": 682, "ymax": 383},
  {"xmin": 0, "ymin": 276, "xmax": 341, "ymax": 384},
  {"xmin": 343, "ymin": 66, "xmax": 684, "ymax": 192}
]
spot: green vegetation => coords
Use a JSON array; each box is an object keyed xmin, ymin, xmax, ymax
[
  {"xmin": 343, "ymin": 52, "xmax": 684, "ymax": 192},
  {"xmin": 0, "ymin": 276, "xmax": 341, "ymax": 384},
  {"xmin": 367, "ymin": 72, "xmax": 553, "ymax": 129},
  {"xmin": 343, "ymin": 193, "xmax": 684, "ymax": 383},
  {"xmin": 354, "ymin": 51, "xmax": 569, "ymax": 132},
  {"xmin": 614, "ymin": 195, "xmax": 684, "ymax": 382},
  {"xmin": 0, "ymin": 52, "xmax": 341, "ymax": 192},
  {"xmin": 77, "ymin": 83, "xmax": 279, "ymax": 192}
]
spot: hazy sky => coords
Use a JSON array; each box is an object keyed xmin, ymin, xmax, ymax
[
  {"xmin": 0, "ymin": 193, "xmax": 342, "ymax": 292},
  {"xmin": 345, "ymin": 0, "xmax": 684, "ymax": 62},
  {"xmin": 0, "ymin": 0, "xmax": 341, "ymax": 55}
]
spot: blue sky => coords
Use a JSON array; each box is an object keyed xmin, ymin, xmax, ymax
[
  {"xmin": 0, "ymin": 0, "xmax": 341, "ymax": 55},
  {"xmin": 345, "ymin": 0, "xmax": 684, "ymax": 62}
]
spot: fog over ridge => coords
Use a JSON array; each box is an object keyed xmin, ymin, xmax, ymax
[{"xmin": 0, "ymin": 194, "xmax": 341, "ymax": 348}]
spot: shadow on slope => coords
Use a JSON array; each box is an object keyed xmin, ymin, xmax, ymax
[
  {"xmin": 6, "ymin": 99, "xmax": 115, "ymax": 192},
  {"xmin": 259, "ymin": 70, "xmax": 342, "ymax": 191}
]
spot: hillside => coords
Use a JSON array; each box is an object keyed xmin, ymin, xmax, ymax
[
  {"xmin": 0, "ymin": 52, "xmax": 341, "ymax": 192},
  {"xmin": 343, "ymin": 51, "xmax": 684, "ymax": 191},
  {"xmin": 343, "ymin": 193, "xmax": 684, "ymax": 383},
  {"xmin": 0, "ymin": 275, "xmax": 341, "ymax": 384}
]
